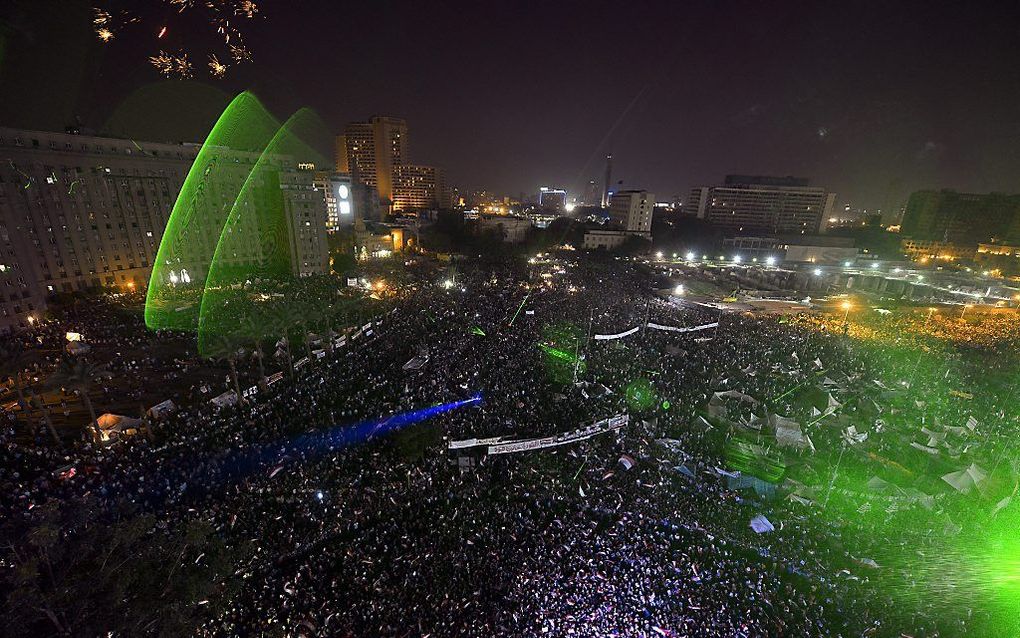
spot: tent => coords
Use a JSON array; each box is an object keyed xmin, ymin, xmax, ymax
[
  {"xmin": 750, "ymin": 514, "xmax": 775, "ymax": 534},
  {"xmin": 147, "ymin": 399, "xmax": 176, "ymax": 420},
  {"xmin": 210, "ymin": 391, "xmax": 238, "ymax": 408},
  {"xmin": 93, "ymin": 413, "xmax": 142, "ymax": 443},
  {"xmin": 941, "ymin": 463, "xmax": 988, "ymax": 495}
]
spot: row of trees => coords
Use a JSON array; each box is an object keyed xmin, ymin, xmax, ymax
[{"xmin": 1, "ymin": 343, "xmax": 113, "ymax": 447}]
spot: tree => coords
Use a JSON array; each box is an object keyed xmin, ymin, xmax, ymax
[
  {"xmin": 0, "ymin": 342, "xmax": 37, "ymax": 438},
  {"xmin": 50, "ymin": 355, "xmax": 111, "ymax": 446},
  {"xmin": 205, "ymin": 334, "xmax": 245, "ymax": 406},
  {"xmin": 240, "ymin": 315, "xmax": 269, "ymax": 390},
  {"xmin": 1, "ymin": 498, "xmax": 251, "ymax": 637}
]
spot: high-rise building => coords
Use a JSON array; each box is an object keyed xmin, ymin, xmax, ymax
[
  {"xmin": 538, "ymin": 187, "xmax": 567, "ymax": 211},
  {"xmin": 393, "ymin": 164, "xmax": 448, "ymax": 211},
  {"xmin": 0, "ymin": 127, "xmax": 329, "ymax": 331},
  {"xmin": 313, "ymin": 171, "xmax": 357, "ymax": 231},
  {"xmin": 583, "ymin": 180, "xmax": 601, "ymax": 207},
  {"xmin": 608, "ymin": 190, "xmax": 654, "ymax": 234},
  {"xmin": 336, "ymin": 117, "xmax": 408, "ymax": 203},
  {"xmin": 336, "ymin": 116, "xmax": 445, "ymax": 213},
  {"xmin": 686, "ymin": 175, "xmax": 835, "ymax": 235},
  {"xmin": 901, "ymin": 190, "xmax": 1020, "ymax": 247}
]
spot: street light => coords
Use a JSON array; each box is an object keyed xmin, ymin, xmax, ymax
[
  {"xmin": 813, "ymin": 268, "xmax": 822, "ymax": 276},
  {"xmin": 926, "ymin": 307, "xmax": 937, "ymax": 324},
  {"xmin": 686, "ymin": 252, "xmax": 696, "ymax": 261},
  {"xmin": 674, "ymin": 284, "xmax": 685, "ymax": 295},
  {"xmin": 961, "ymin": 303, "xmax": 973, "ymax": 319},
  {"xmin": 840, "ymin": 300, "xmax": 852, "ymax": 334},
  {"xmin": 732, "ymin": 255, "xmax": 742, "ymax": 264},
  {"xmin": 655, "ymin": 251, "xmax": 664, "ymax": 260},
  {"xmin": 765, "ymin": 256, "xmax": 776, "ymax": 266}
]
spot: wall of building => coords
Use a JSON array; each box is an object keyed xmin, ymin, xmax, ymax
[{"xmin": 0, "ymin": 127, "xmax": 330, "ymax": 332}]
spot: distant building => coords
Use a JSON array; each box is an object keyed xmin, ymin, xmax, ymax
[
  {"xmin": 539, "ymin": 187, "xmax": 567, "ymax": 211},
  {"xmin": 686, "ymin": 175, "xmax": 835, "ymax": 235},
  {"xmin": 393, "ymin": 164, "xmax": 448, "ymax": 212},
  {"xmin": 314, "ymin": 171, "xmax": 353, "ymax": 231},
  {"xmin": 608, "ymin": 190, "xmax": 654, "ymax": 234},
  {"xmin": 477, "ymin": 215, "xmax": 531, "ymax": 243},
  {"xmin": 583, "ymin": 230, "xmax": 632, "ymax": 251},
  {"xmin": 900, "ymin": 238, "xmax": 976, "ymax": 262},
  {"xmin": 724, "ymin": 235, "xmax": 857, "ymax": 264},
  {"xmin": 901, "ymin": 190, "xmax": 1020, "ymax": 247},
  {"xmin": 0, "ymin": 126, "xmax": 329, "ymax": 331},
  {"xmin": 336, "ymin": 116, "xmax": 448, "ymax": 213}
]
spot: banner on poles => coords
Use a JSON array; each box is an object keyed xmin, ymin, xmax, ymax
[
  {"xmin": 594, "ymin": 327, "xmax": 640, "ymax": 341},
  {"xmin": 646, "ymin": 321, "xmax": 718, "ymax": 333},
  {"xmin": 448, "ymin": 414, "xmax": 629, "ymax": 455}
]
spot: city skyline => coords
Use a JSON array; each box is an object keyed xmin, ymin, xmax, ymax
[{"xmin": 3, "ymin": 1, "xmax": 1020, "ymax": 210}]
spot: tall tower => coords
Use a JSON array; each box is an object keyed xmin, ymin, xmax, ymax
[{"xmin": 601, "ymin": 153, "xmax": 613, "ymax": 208}]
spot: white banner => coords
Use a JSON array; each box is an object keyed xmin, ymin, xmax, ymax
[
  {"xmin": 594, "ymin": 326, "xmax": 640, "ymax": 341},
  {"xmin": 487, "ymin": 414, "xmax": 629, "ymax": 455},
  {"xmin": 448, "ymin": 436, "xmax": 505, "ymax": 450},
  {"xmin": 646, "ymin": 321, "xmax": 718, "ymax": 333}
]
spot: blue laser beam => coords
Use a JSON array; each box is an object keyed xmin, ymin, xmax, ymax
[{"xmin": 291, "ymin": 393, "xmax": 483, "ymax": 454}]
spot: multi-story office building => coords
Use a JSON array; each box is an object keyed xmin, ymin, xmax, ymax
[
  {"xmin": 314, "ymin": 171, "xmax": 359, "ymax": 231},
  {"xmin": 608, "ymin": 190, "xmax": 654, "ymax": 234},
  {"xmin": 901, "ymin": 190, "xmax": 1020, "ymax": 247},
  {"xmin": 335, "ymin": 117, "xmax": 408, "ymax": 202},
  {"xmin": 336, "ymin": 116, "xmax": 447, "ymax": 213},
  {"xmin": 393, "ymin": 164, "xmax": 447, "ymax": 212},
  {"xmin": 538, "ymin": 187, "xmax": 567, "ymax": 211},
  {"xmin": 0, "ymin": 127, "xmax": 329, "ymax": 331},
  {"xmin": 686, "ymin": 175, "xmax": 836, "ymax": 235}
]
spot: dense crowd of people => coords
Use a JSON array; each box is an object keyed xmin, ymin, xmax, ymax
[{"xmin": 1, "ymin": 253, "xmax": 1017, "ymax": 636}]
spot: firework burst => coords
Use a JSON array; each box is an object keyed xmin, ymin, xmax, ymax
[
  {"xmin": 93, "ymin": 1, "xmax": 263, "ymax": 79},
  {"xmin": 208, "ymin": 54, "xmax": 227, "ymax": 78}
]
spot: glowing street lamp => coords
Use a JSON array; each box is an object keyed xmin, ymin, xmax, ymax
[
  {"xmin": 765, "ymin": 256, "xmax": 776, "ymax": 266},
  {"xmin": 813, "ymin": 268, "xmax": 822, "ymax": 276},
  {"xmin": 655, "ymin": 251, "xmax": 664, "ymax": 260},
  {"xmin": 732, "ymin": 255, "xmax": 742, "ymax": 264},
  {"xmin": 686, "ymin": 252, "xmax": 696, "ymax": 261},
  {"xmin": 840, "ymin": 300, "xmax": 852, "ymax": 334},
  {"xmin": 674, "ymin": 284, "xmax": 685, "ymax": 295}
]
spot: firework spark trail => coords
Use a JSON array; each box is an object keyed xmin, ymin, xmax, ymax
[{"xmin": 93, "ymin": 1, "xmax": 262, "ymax": 78}]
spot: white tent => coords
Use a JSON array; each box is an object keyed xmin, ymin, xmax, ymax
[
  {"xmin": 941, "ymin": 463, "xmax": 988, "ymax": 495},
  {"xmin": 750, "ymin": 515, "xmax": 775, "ymax": 534}
]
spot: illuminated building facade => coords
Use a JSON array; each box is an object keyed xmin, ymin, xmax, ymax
[
  {"xmin": 687, "ymin": 175, "xmax": 835, "ymax": 235},
  {"xmin": 608, "ymin": 190, "xmax": 654, "ymax": 234},
  {"xmin": 393, "ymin": 164, "xmax": 448, "ymax": 211},
  {"xmin": 539, "ymin": 187, "xmax": 567, "ymax": 211},
  {"xmin": 337, "ymin": 116, "xmax": 448, "ymax": 212},
  {"xmin": 0, "ymin": 127, "xmax": 329, "ymax": 331}
]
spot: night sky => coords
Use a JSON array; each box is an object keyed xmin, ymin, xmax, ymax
[{"xmin": 3, "ymin": 0, "xmax": 1020, "ymax": 212}]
